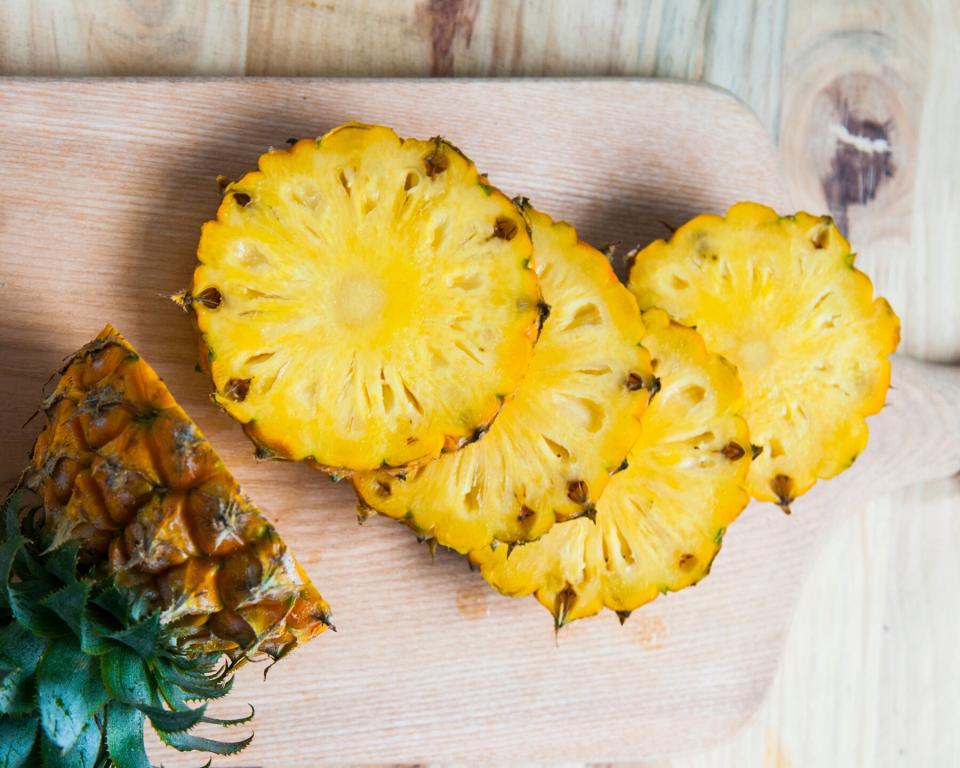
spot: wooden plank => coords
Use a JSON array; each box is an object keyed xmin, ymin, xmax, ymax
[
  {"xmin": 0, "ymin": 0, "xmax": 249, "ymax": 75},
  {"xmin": 0, "ymin": 78, "xmax": 954, "ymax": 765},
  {"xmin": 778, "ymin": 0, "xmax": 959, "ymax": 361}
]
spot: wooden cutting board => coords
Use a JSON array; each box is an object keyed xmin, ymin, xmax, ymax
[{"xmin": 1, "ymin": 79, "xmax": 957, "ymax": 765}]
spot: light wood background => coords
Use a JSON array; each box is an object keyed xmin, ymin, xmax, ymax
[{"xmin": 1, "ymin": 1, "xmax": 957, "ymax": 766}]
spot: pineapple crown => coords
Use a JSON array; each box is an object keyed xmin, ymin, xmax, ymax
[{"xmin": 0, "ymin": 492, "xmax": 253, "ymax": 768}]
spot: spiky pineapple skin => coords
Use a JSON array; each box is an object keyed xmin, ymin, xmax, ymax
[
  {"xmin": 471, "ymin": 310, "xmax": 751, "ymax": 626},
  {"xmin": 189, "ymin": 123, "xmax": 542, "ymax": 475},
  {"xmin": 25, "ymin": 326, "xmax": 330, "ymax": 662},
  {"xmin": 0, "ymin": 493, "xmax": 257, "ymax": 766},
  {"xmin": 628, "ymin": 202, "xmax": 900, "ymax": 507},
  {"xmin": 354, "ymin": 204, "xmax": 655, "ymax": 553}
]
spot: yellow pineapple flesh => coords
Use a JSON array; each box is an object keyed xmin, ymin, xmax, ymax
[
  {"xmin": 186, "ymin": 123, "xmax": 542, "ymax": 474},
  {"xmin": 471, "ymin": 309, "xmax": 750, "ymax": 626},
  {"xmin": 24, "ymin": 325, "xmax": 331, "ymax": 662},
  {"xmin": 354, "ymin": 204, "xmax": 655, "ymax": 553},
  {"xmin": 628, "ymin": 202, "xmax": 899, "ymax": 509}
]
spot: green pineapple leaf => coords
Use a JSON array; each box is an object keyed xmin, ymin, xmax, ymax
[
  {"xmin": 39, "ymin": 715, "xmax": 101, "ymax": 768},
  {"xmin": 0, "ymin": 528, "xmax": 25, "ymax": 614},
  {"xmin": 135, "ymin": 700, "xmax": 207, "ymax": 733},
  {"xmin": 40, "ymin": 580, "xmax": 91, "ymax": 639},
  {"xmin": 105, "ymin": 701, "xmax": 151, "ymax": 768},
  {"xmin": 0, "ymin": 666, "xmax": 35, "ymax": 716},
  {"xmin": 0, "ymin": 622, "xmax": 46, "ymax": 676},
  {"xmin": 79, "ymin": 610, "xmax": 116, "ymax": 657},
  {"xmin": 154, "ymin": 658, "xmax": 233, "ymax": 701},
  {"xmin": 44, "ymin": 541, "xmax": 82, "ymax": 587},
  {"xmin": 37, "ymin": 639, "xmax": 108, "ymax": 752},
  {"xmin": 156, "ymin": 726, "xmax": 253, "ymax": 756},
  {"xmin": 13, "ymin": 539, "xmax": 50, "ymax": 584},
  {"xmin": 202, "ymin": 703, "xmax": 255, "ymax": 727},
  {"xmin": 0, "ymin": 714, "xmax": 39, "ymax": 768},
  {"xmin": 1, "ymin": 491, "xmax": 21, "ymax": 541},
  {"xmin": 107, "ymin": 613, "xmax": 160, "ymax": 661},
  {"xmin": 100, "ymin": 648, "xmax": 151, "ymax": 708},
  {"xmin": 90, "ymin": 585, "xmax": 133, "ymax": 625},
  {"xmin": 9, "ymin": 581, "xmax": 66, "ymax": 638},
  {"xmin": 154, "ymin": 675, "xmax": 191, "ymax": 711}
]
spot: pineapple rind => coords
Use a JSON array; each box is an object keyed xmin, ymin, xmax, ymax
[
  {"xmin": 192, "ymin": 124, "xmax": 541, "ymax": 473},
  {"xmin": 627, "ymin": 202, "xmax": 899, "ymax": 506},
  {"xmin": 354, "ymin": 205, "xmax": 654, "ymax": 553},
  {"xmin": 25, "ymin": 325, "xmax": 331, "ymax": 661},
  {"xmin": 471, "ymin": 310, "xmax": 750, "ymax": 625}
]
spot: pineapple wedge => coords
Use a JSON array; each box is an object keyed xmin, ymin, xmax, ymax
[
  {"xmin": 471, "ymin": 310, "xmax": 750, "ymax": 626},
  {"xmin": 628, "ymin": 203, "xmax": 899, "ymax": 509},
  {"xmin": 184, "ymin": 123, "xmax": 542, "ymax": 474},
  {"xmin": 25, "ymin": 325, "xmax": 331, "ymax": 661},
  {"xmin": 354, "ymin": 204, "xmax": 655, "ymax": 553}
]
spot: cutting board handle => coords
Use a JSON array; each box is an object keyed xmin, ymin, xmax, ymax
[
  {"xmin": 873, "ymin": 356, "xmax": 960, "ymax": 487},
  {"xmin": 796, "ymin": 355, "xmax": 960, "ymax": 517}
]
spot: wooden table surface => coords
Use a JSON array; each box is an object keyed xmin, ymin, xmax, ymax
[{"xmin": 2, "ymin": 2, "xmax": 957, "ymax": 766}]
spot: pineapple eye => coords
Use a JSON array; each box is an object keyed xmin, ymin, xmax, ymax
[
  {"xmin": 493, "ymin": 216, "xmax": 519, "ymax": 240},
  {"xmin": 810, "ymin": 222, "xmax": 831, "ymax": 249},
  {"xmin": 233, "ymin": 192, "xmax": 252, "ymax": 207},
  {"xmin": 567, "ymin": 480, "xmax": 589, "ymax": 504},
  {"xmin": 771, "ymin": 474, "xmax": 794, "ymax": 513},
  {"xmin": 517, "ymin": 505, "xmax": 536, "ymax": 522},
  {"xmin": 424, "ymin": 148, "xmax": 448, "ymax": 177},
  {"xmin": 721, "ymin": 442, "xmax": 746, "ymax": 461},
  {"xmin": 223, "ymin": 378, "xmax": 251, "ymax": 402},
  {"xmin": 538, "ymin": 302, "xmax": 551, "ymax": 324},
  {"xmin": 195, "ymin": 287, "xmax": 223, "ymax": 310}
]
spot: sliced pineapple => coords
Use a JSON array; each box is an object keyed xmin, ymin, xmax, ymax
[
  {"xmin": 354, "ymin": 204, "xmax": 655, "ymax": 553},
  {"xmin": 471, "ymin": 309, "xmax": 750, "ymax": 626},
  {"xmin": 628, "ymin": 202, "xmax": 899, "ymax": 509},
  {"xmin": 186, "ymin": 123, "xmax": 542, "ymax": 474}
]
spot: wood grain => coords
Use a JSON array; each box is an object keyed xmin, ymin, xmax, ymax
[
  {"xmin": 779, "ymin": 0, "xmax": 959, "ymax": 363},
  {"xmin": 1, "ymin": 3, "xmax": 958, "ymax": 766},
  {"xmin": 0, "ymin": 0, "xmax": 249, "ymax": 75},
  {"xmin": 0, "ymin": 78, "xmax": 947, "ymax": 765}
]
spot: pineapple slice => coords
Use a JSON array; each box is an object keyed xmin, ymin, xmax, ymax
[
  {"xmin": 25, "ymin": 325, "xmax": 331, "ymax": 661},
  {"xmin": 628, "ymin": 202, "xmax": 899, "ymax": 509},
  {"xmin": 185, "ymin": 123, "xmax": 541, "ymax": 474},
  {"xmin": 471, "ymin": 310, "xmax": 750, "ymax": 625},
  {"xmin": 354, "ymin": 204, "xmax": 655, "ymax": 553}
]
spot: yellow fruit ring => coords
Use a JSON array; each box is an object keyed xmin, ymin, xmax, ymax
[
  {"xmin": 628, "ymin": 202, "xmax": 899, "ymax": 508},
  {"xmin": 186, "ymin": 124, "xmax": 542, "ymax": 474},
  {"xmin": 471, "ymin": 310, "xmax": 750, "ymax": 626}
]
